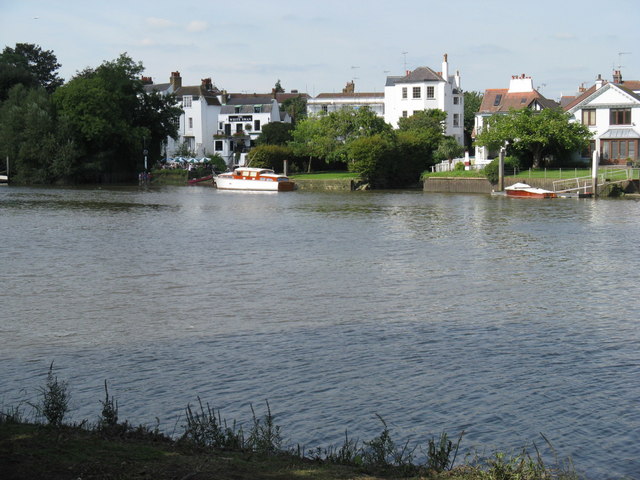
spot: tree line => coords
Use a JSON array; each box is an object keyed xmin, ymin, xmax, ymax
[
  {"xmin": 0, "ymin": 44, "xmax": 181, "ymax": 184},
  {"xmin": 0, "ymin": 43, "xmax": 592, "ymax": 186}
]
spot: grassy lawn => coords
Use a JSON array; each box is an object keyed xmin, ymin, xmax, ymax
[{"xmin": 423, "ymin": 167, "xmax": 639, "ymax": 181}]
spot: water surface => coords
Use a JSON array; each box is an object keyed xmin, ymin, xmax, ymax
[{"xmin": 1, "ymin": 186, "xmax": 639, "ymax": 479}]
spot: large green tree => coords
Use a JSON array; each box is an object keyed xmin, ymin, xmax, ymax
[
  {"xmin": 0, "ymin": 43, "xmax": 63, "ymax": 99},
  {"xmin": 289, "ymin": 107, "xmax": 392, "ymax": 170},
  {"xmin": 475, "ymin": 108, "xmax": 592, "ymax": 168},
  {"xmin": 256, "ymin": 122, "xmax": 294, "ymax": 146},
  {"xmin": 53, "ymin": 53, "xmax": 181, "ymax": 180}
]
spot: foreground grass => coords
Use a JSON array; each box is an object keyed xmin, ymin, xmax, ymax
[
  {"xmin": 0, "ymin": 420, "xmax": 578, "ymax": 480},
  {"xmin": 1, "ymin": 421, "xmax": 374, "ymax": 480}
]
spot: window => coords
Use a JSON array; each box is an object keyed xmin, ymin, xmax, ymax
[
  {"xmin": 493, "ymin": 94, "xmax": 502, "ymax": 106},
  {"xmin": 402, "ymin": 87, "xmax": 407, "ymax": 99},
  {"xmin": 254, "ymin": 105, "xmax": 262, "ymax": 113},
  {"xmin": 183, "ymin": 95, "xmax": 192, "ymax": 108},
  {"xmin": 453, "ymin": 96, "xmax": 459, "ymax": 105},
  {"xmin": 412, "ymin": 87, "xmax": 421, "ymax": 99},
  {"xmin": 254, "ymin": 119, "xmax": 261, "ymax": 131},
  {"xmin": 322, "ymin": 105, "xmax": 328, "ymax": 113},
  {"xmin": 215, "ymin": 140, "xmax": 223, "ymax": 151},
  {"xmin": 610, "ymin": 108, "xmax": 631, "ymax": 125},
  {"xmin": 234, "ymin": 106, "xmax": 241, "ymax": 113},
  {"xmin": 582, "ymin": 109, "xmax": 596, "ymax": 126},
  {"xmin": 426, "ymin": 86, "xmax": 435, "ymax": 99},
  {"xmin": 601, "ymin": 139, "xmax": 639, "ymax": 162},
  {"xmin": 402, "ymin": 111, "xmax": 408, "ymax": 118},
  {"xmin": 188, "ymin": 117, "xmax": 193, "ymax": 129},
  {"xmin": 236, "ymin": 123, "xmax": 243, "ymax": 133},
  {"xmin": 453, "ymin": 113, "xmax": 460, "ymax": 127}
]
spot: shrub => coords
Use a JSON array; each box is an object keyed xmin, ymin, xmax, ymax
[
  {"xmin": 35, "ymin": 362, "xmax": 70, "ymax": 427},
  {"xmin": 483, "ymin": 156, "xmax": 521, "ymax": 184}
]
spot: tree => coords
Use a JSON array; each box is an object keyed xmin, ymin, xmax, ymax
[
  {"xmin": 0, "ymin": 43, "xmax": 63, "ymax": 98},
  {"xmin": 347, "ymin": 134, "xmax": 395, "ymax": 186},
  {"xmin": 247, "ymin": 144, "xmax": 294, "ymax": 171},
  {"xmin": 434, "ymin": 136, "xmax": 465, "ymax": 163},
  {"xmin": 274, "ymin": 79, "xmax": 284, "ymax": 93},
  {"xmin": 0, "ymin": 84, "xmax": 71, "ymax": 183},
  {"xmin": 281, "ymin": 95, "xmax": 307, "ymax": 124},
  {"xmin": 463, "ymin": 91, "xmax": 483, "ymax": 148},
  {"xmin": 256, "ymin": 122, "xmax": 294, "ymax": 146},
  {"xmin": 53, "ymin": 53, "xmax": 182, "ymax": 180},
  {"xmin": 475, "ymin": 108, "xmax": 592, "ymax": 168}
]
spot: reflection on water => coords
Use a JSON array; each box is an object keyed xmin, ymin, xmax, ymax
[{"xmin": 1, "ymin": 186, "xmax": 639, "ymax": 479}]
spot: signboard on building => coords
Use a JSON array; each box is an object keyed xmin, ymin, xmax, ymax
[{"xmin": 229, "ymin": 115, "xmax": 253, "ymax": 122}]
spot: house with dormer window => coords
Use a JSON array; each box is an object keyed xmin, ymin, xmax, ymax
[
  {"xmin": 473, "ymin": 74, "xmax": 559, "ymax": 162},
  {"xmin": 384, "ymin": 54, "xmax": 464, "ymax": 145},
  {"xmin": 564, "ymin": 71, "xmax": 640, "ymax": 164}
]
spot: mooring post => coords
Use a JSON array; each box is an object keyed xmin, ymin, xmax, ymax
[
  {"xmin": 498, "ymin": 147, "xmax": 505, "ymax": 191},
  {"xmin": 283, "ymin": 159, "xmax": 288, "ymax": 176},
  {"xmin": 592, "ymin": 150, "xmax": 599, "ymax": 197}
]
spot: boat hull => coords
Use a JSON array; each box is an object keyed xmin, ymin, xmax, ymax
[
  {"xmin": 505, "ymin": 183, "xmax": 557, "ymax": 198},
  {"xmin": 214, "ymin": 177, "xmax": 295, "ymax": 191}
]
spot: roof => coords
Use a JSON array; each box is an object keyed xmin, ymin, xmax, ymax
[
  {"xmin": 563, "ymin": 81, "xmax": 640, "ymax": 112},
  {"xmin": 479, "ymin": 88, "xmax": 558, "ymax": 113},
  {"xmin": 599, "ymin": 129, "xmax": 640, "ymax": 139},
  {"xmin": 220, "ymin": 104, "xmax": 275, "ymax": 114},
  {"xmin": 313, "ymin": 92, "xmax": 384, "ymax": 99},
  {"xmin": 227, "ymin": 92, "xmax": 311, "ymax": 102},
  {"xmin": 386, "ymin": 67, "xmax": 444, "ymax": 86},
  {"xmin": 174, "ymin": 85, "xmax": 221, "ymax": 106}
]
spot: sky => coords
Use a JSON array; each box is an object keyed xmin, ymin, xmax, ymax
[{"xmin": 1, "ymin": 0, "xmax": 639, "ymax": 101}]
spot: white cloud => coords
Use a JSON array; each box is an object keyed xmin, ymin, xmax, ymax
[
  {"xmin": 186, "ymin": 21, "xmax": 208, "ymax": 32},
  {"xmin": 146, "ymin": 17, "xmax": 174, "ymax": 28}
]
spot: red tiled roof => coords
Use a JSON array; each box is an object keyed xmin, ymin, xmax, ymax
[{"xmin": 479, "ymin": 88, "xmax": 556, "ymax": 113}]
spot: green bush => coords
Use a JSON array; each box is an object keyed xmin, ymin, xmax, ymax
[{"xmin": 483, "ymin": 156, "xmax": 521, "ymax": 184}]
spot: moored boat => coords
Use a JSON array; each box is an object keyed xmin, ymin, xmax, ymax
[
  {"xmin": 505, "ymin": 182, "xmax": 557, "ymax": 198},
  {"xmin": 214, "ymin": 167, "xmax": 295, "ymax": 192}
]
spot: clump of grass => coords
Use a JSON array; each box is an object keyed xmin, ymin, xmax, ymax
[
  {"xmin": 98, "ymin": 380, "xmax": 118, "ymax": 429},
  {"xmin": 361, "ymin": 414, "xmax": 416, "ymax": 474},
  {"xmin": 31, "ymin": 361, "xmax": 70, "ymax": 427},
  {"xmin": 248, "ymin": 400, "xmax": 282, "ymax": 455},
  {"xmin": 425, "ymin": 430, "xmax": 463, "ymax": 473},
  {"xmin": 181, "ymin": 397, "xmax": 244, "ymax": 450}
]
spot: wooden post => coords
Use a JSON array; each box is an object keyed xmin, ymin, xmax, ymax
[
  {"xmin": 283, "ymin": 159, "xmax": 288, "ymax": 176},
  {"xmin": 592, "ymin": 150, "xmax": 599, "ymax": 197},
  {"xmin": 498, "ymin": 148, "xmax": 505, "ymax": 191}
]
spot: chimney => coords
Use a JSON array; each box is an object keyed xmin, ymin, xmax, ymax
[
  {"xmin": 170, "ymin": 71, "xmax": 182, "ymax": 90},
  {"xmin": 201, "ymin": 77, "xmax": 213, "ymax": 91},
  {"xmin": 442, "ymin": 53, "xmax": 449, "ymax": 80},
  {"xmin": 595, "ymin": 74, "xmax": 604, "ymax": 90},
  {"xmin": 343, "ymin": 81, "xmax": 355, "ymax": 94},
  {"xmin": 613, "ymin": 70, "xmax": 622, "ymax": 84}
]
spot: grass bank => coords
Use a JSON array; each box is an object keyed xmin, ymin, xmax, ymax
[{"xmin": 0, "ymin": 365, "xmax": 583, "ymax": 480}]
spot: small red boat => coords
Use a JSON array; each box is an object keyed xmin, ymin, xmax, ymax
[
  {"xmin": 505, "ymin": 182, "xmax": 557, "ymax": 198},
  {"xmin": 188, "ymin": 174, "xmax": 214, "ymax": 185}
]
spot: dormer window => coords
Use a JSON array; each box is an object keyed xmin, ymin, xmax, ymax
[
  {"xmin": 183, "ymin": 95, "xmax": 192, "ymax": 108},
  {"xmin": 254, "ymin": 105, "xmax": 262, "ymax": 113},
  {"xmin": 493, "ymin": 94, "xmax": 502, "ymax": 106}
]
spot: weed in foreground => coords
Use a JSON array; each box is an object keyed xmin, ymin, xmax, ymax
[{"xmin": 31, "ymin": 361, "xmax": 70, "ymax": 427}]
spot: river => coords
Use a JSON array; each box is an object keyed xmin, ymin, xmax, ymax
[{"xmin": 1, "ymin": 185, "xmax": 639, "ymax": 479}]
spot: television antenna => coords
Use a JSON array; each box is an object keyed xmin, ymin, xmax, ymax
[
  {"xmin": 402, "ymin": 51, "xmax": 408, "ymax": 72},
  {"xmin": 616, "ymin": 52, "xmax": 631, "ymax": 70}
]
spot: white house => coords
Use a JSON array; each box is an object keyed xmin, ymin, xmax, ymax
[
  {"xmin": 144, "ymin": 72, "xmax": 222, "ymax": 158},
  {"xmin": 307, "ymin": 81, "xmax": 384, "ymax": 117},
  {"xmin": 473, "ymin": 74, "xmax": 558, "ymax": 162},
  {"xmin": 564, "ymin": 71, "xmax": 640, "ymax": 164},
  {"xmin": 215, "ymin": 93, "xmax": 291, "ymax": 167},
  {"xmin": 384, "ymin": 54, "xmax": 464, "ymax": 145}
]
